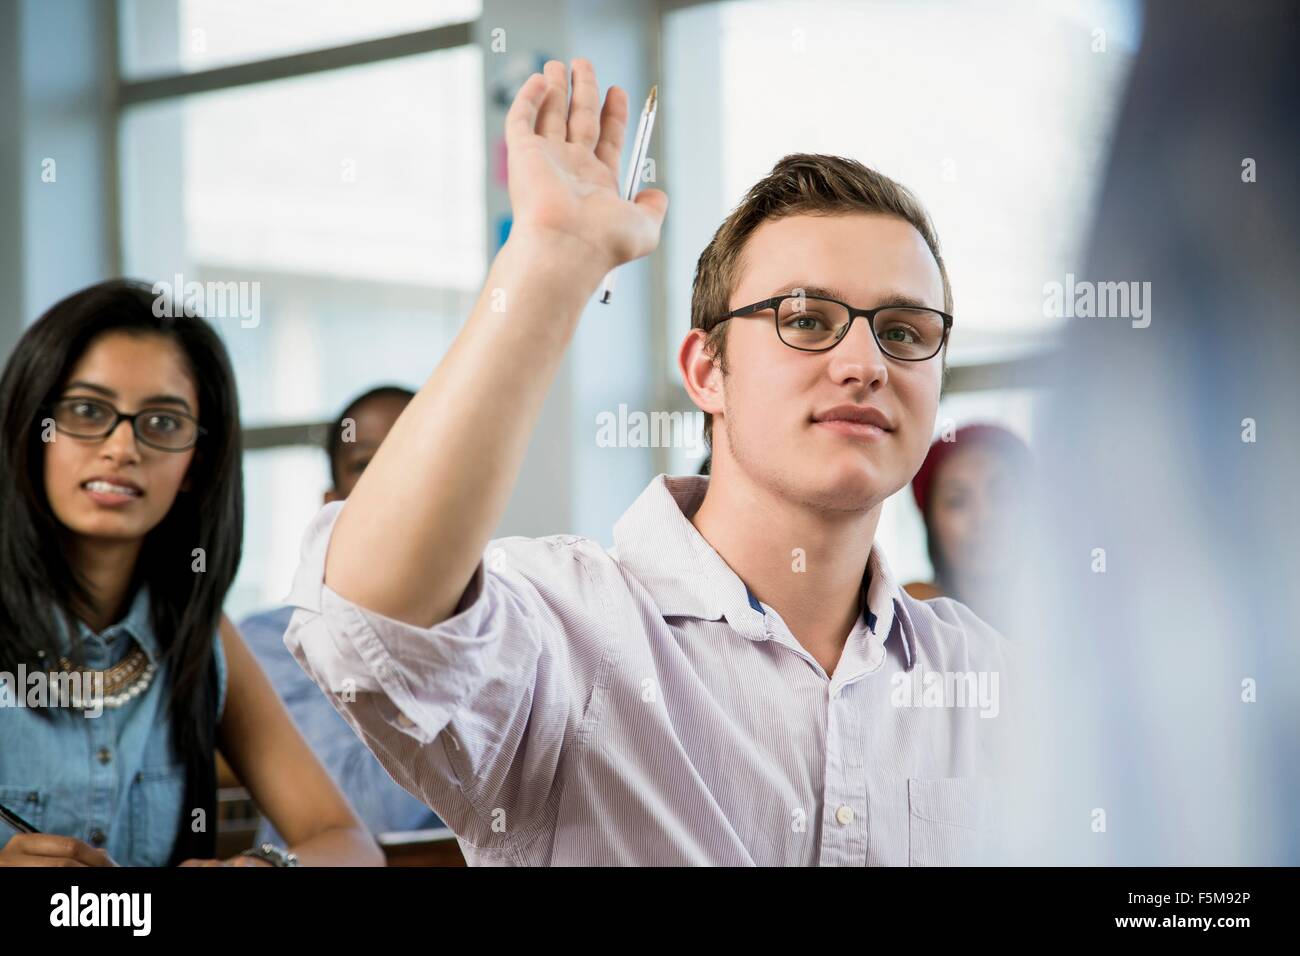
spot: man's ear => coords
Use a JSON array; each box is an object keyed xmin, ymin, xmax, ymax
[{"xmin": 679, "ymin": 329, "xmax": 725, "ymax": 418}]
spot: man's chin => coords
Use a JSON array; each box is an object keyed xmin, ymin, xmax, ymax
[{"xmin": 797, "ymin": 465, "xmax": 898, "ymax": 513}]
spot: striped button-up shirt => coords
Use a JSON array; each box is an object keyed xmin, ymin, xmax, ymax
[{"xmin": 284, "ymin": 475, "xmax": 1012, "ymax": 866}]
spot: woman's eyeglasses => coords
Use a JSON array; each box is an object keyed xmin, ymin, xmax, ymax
[{"xmin": 47, "ymin": 397, "xmax": 204, "ymax": 452}]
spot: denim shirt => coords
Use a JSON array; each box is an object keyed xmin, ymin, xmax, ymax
[
  {"xmin": 0, "ymin": 586, "xmax": 227, "ymax": 866},
  {"xmin": 240, "ymin": 605, "xmax": 439, "ymax": 844}
]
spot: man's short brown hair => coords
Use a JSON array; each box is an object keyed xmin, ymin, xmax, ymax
[{"xmin": 689, "ymin": 153, "xmax": 952, "ymax": 449}]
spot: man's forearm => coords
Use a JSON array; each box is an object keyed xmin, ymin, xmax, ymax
[
  {"xmin": 323, "ymin": 229, "xmax": 610, "ymax": 627},
  {"xmin": 322, "ymin": 58, "xmax": 665, "ymax": 627}
]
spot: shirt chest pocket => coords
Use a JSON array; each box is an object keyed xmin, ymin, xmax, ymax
[
  {"xmin": 128, "ymin": 765, "xmax": 186, "ymax": 867},
  {"xmin": 907, "ymin": 777, "xmax": 992, "ymax": 866}
]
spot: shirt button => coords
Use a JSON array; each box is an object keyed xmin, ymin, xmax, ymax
[
  {"xmin": 396, "ymin": 713, "xmax": 415, "ymax": 729},
  {"xmin": 89, "ymin": 829, "xmax": 106, "ymax": 846},
  {"xmin": 835, "ymin": 805, "xmax": 855, "ymax": 826},
  {"xmin": 97, "ymin": 747, "xmax": 112, "ymax": 765}
]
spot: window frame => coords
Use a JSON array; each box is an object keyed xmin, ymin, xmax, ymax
[
  {"xmin": 110, "ymin": 4, "xmax": 482, "ymax": 454},
  {"xmin": 109, "ymin": 0, "xmax": 1051, "ymax": 473}
]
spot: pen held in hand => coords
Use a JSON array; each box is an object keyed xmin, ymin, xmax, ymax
[
  {"xmin": 0, "ymin": 799, "xmax": 41, "ymax": 834},
  {"xmin": 599, "ymin": 84, "xmax": 658, "ymax": 305}
]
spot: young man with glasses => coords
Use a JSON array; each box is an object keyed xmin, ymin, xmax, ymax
[{"xmin": 284, "ymin": 60, "xmax": 1011, "ymax": 865}]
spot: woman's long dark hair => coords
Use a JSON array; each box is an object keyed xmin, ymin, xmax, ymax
[{"xmin": 0, "ymin": 279, "xmax": 243, "ymax": 863}]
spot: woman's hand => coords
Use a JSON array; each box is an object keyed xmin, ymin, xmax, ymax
[
  {"xmin": 505, "ymin": 58, "xmax": 667, "ymax": 280},
  {"xmin": 178, "ymin": 855, "xmax": 273, "ymax": 867},
  {"xmin": 0, "ymin": 833, "xmax": 118, "ymax": 867}
]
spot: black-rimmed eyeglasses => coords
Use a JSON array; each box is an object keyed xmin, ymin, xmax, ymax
[
  {"xmin": 46, "ymin": 397, "xmax": 204, "ymax": 452},
  {"xmin": 717, "ymin": 293, "xmax": 952, "ymax": 361}
]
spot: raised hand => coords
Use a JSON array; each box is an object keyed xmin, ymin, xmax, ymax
[{"xmin": 505, "ymin": 58, "xmax": 668, "ymax": 278}]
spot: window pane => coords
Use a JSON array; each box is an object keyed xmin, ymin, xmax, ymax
[
  {"xmin": 123, "ymin": 48, "xmax": 484, "ymax": 287},
  {"xmin": 662, "ymin": 0, "xmax": 1142, "ymax": 374},
  {"xmin": 226, "ymin": 445, "xmax": 329, "ymax": 620},
  {"xmin": 119, "ymin": 47, "xmax": 485, "ymax": 427},
  {"xmin": 119, "ymin": 0, "xmax": 481, "ymax": 79}
]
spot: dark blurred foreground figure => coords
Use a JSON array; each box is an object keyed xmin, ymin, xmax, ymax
[{"xmin": 1003, "ymin": 0, "xmax": 1300, "ymax": 864}]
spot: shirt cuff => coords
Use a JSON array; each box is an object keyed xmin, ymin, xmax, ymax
[{"xmin": 283, "ymin": 501, "xmax": 513, "ymax": 746}]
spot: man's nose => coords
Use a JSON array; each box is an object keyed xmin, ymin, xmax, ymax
[{"xmin": 827, "ymin": 319, "xmax": 889, "ymax": 386}]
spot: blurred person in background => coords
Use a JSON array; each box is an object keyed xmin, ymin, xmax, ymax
[
  {"xmin": 239, "ymin": 385, "xmax": 444, "ymax": 847},
  {"xmin": 905, "ymin": 423, "xmax": 1032, "ymax": 633}
]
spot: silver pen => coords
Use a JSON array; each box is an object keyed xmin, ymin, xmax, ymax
[{"xmin": 599, "ymin": 84, "xmax": 658, "ymax": 305}]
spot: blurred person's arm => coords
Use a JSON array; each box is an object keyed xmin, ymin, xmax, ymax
[
  {"xmin": 322, "ymin": 59, "xmax": 666, "ymax": 628},
  {"xmin": 195, "ymin": 616, "xmax": 383, "ymax": 867}
]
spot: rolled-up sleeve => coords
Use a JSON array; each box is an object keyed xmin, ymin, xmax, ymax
[{"xmin": 282, "ymin": 502, "xmax": 609, "ymax": 849}]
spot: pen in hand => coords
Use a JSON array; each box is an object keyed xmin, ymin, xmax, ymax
[
  {"xmin": 0, "ymin": 800, "xmax": 40, "ymax": 834},
  {"xmin": 0, "ymin": 803, "xmax": 125, "ymax": 866},
  {"xmin": 599, "ymin": 84, "xmax": 658, "ymax": 305}
]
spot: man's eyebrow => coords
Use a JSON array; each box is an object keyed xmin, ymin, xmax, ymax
[
  {"xmin": 767, "ymin": 283, "xmax": 847, "ymax": 301},
  {"xmin": 872, "ymin": 292, "xmax": 936, "ymax": 310},
  {"xmin": 63, "ymin": 380, "xmax": 192, "ymax": 410},
  {"xmin": 767, "ymin": 284, "xmax": 938, "ymax": 310}
]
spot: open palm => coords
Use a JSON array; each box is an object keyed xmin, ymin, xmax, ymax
[{"xmin": 505, "ymin": 59, "xmax": 667, "ymax": 273}]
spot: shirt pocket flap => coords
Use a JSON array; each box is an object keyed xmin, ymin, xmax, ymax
[
  {"xmin": 0, "ymin": 785, "xmax": 47, "ymax": 835},
  {"xmin": 907, "ymin": 777, "xmax": 991, "ymax": 865}
]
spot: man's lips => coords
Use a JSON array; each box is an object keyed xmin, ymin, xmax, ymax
[
  {"xmin": 814, "ymin": 419, "xmax": 891, "ymax": 439},
  {"xmin": 811, "ymin": 404, "xmax": 895, "ymax": 439}
]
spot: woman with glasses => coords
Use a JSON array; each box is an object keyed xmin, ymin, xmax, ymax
[{"xmin": 0, "ymin": 279, "xmax": 382, "ymax": 867}]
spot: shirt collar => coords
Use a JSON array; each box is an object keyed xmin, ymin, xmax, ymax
[
  {"xmin": 612, "ymin": 474, "xmax": 916, "ymax": 669},
  {"xmin": 55, "ymin": 584, "xmax": 161, "ymax": 665},
  {"xmin": 613, "ymin": 475, "xmax": 765, "ymax": 638},
  {"xmin": 862, "ymin": 538, "xmax": 917, "ymax": 671}
]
